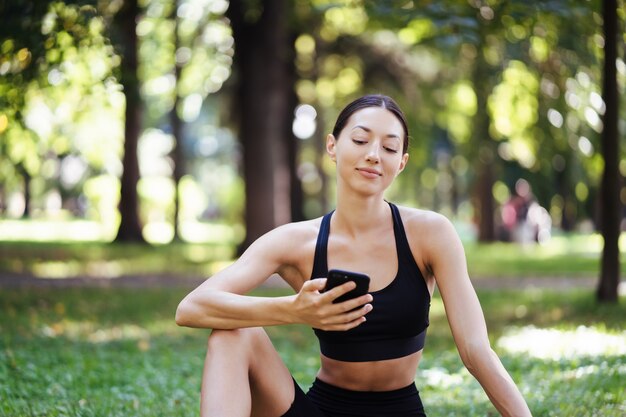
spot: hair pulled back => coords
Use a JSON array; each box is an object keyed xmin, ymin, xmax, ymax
[{"xmin": 331, "ymin": 94, "xmax": 409, "ymax": 154}]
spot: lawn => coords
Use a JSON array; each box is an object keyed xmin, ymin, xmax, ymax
[
  {"xmin": 1, "ymin": 231, "xmax": 625, "ymax": 280},
  {"xmin": 0, "ymin": 286, "xmax": 624, "ymax": 417}
]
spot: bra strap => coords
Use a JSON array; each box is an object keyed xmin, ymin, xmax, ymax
[
  {"xmin": 389, "ymin": 202, "xmax": 414, "ymax": 261},
  {"xmin": 310, "ymin": 211, "xmax": 333, "ymax": 279}
]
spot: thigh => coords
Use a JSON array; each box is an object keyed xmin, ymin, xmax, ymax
[
  {"xmin": 203, "ymin": 328, "xmax": 296, "ymax": 417},
  {"xmin": 245, "ymin": 328, "xmax": 297, "ymax": 417}
]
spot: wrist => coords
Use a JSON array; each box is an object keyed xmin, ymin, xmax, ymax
[{"xmin": 273, "ymin": 294, "xmax": 299, "ymax": 325}]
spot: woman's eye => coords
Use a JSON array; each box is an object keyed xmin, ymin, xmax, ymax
[
  {"xmin": 352, "ymin": 139, "xmax": 367, "ymax": 145},
  {"xmin": 384, "ymin": 147, "xmax": 398, "ymax": 153}
]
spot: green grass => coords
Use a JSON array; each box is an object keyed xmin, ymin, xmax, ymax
[
  {"xmin": 1, "ymin": 231, "xmax": 625, "ymax": 279},
  {"xmin": 1, "ymin": 286, "xmax": 624, "ymax": 416},
  {"xmin": 463, "ymin": 233, "xmax": 626, "ymax": 278},
  {"xmin": 0, "ymin": 240, "xmax": 235, "ymax": 279}
]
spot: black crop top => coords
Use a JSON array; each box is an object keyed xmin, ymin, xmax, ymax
[{"xmin": 310, "ymin": 202, "xmax": 431, "ymax": 362}]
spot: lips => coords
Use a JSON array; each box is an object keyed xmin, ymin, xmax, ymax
[{"xmin": 356, "ymin": 168, "xmax": 382, "ymax": 178}]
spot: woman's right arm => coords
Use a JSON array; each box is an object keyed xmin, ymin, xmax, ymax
[{"xmin": 175, "ymin": 223, "xmax": 372, "ymax": 330}]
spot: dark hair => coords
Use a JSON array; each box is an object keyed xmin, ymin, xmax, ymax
[{"xmin": 332, "ymin": 94, "xmax": 409, "ymax": 154}]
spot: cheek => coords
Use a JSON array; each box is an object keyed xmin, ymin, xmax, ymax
[{"xmin": 387, "ymin": 156, "xmax": 404, "ymax": 170}]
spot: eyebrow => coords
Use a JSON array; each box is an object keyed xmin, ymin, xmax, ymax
[{"xmin": 352, "ymin": 125, "xmax": 401, "ymax": 140}]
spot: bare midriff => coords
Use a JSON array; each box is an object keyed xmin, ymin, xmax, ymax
[{"xmin": 316, "ymin": 350, "xmax": 422, "ymax": 391}]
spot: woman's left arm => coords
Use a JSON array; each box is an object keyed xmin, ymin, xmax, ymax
[{"xmin": 417, "ymin": 213, "xmax": 532, "ymax": 417}]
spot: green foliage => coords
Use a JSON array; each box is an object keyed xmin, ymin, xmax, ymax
[
  {"xmin": 1, "ymin": 0, "xmax": 624, "ymax": 240},
  {"xmin": 0, "ymin": 286, "xmax": 624, "ymax": 416},
  {"xmin": 0, "ymin": 1, "xmax": 123, "ymax": 218}
]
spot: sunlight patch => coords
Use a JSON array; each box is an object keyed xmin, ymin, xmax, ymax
[
  {"xmin": 497, "ymin": 325, "xmax": 626, "ymax": 360},
  {"xmin": 560, "ymin": 363, "xmax": 626, "ymax": 381},
  {"xmin": 40, "ymin": 320, "xmax": 150, "ymax": 344},
  {"xmin": 420, "ymin": 367, "xmax": 468, "ymax": 388}
]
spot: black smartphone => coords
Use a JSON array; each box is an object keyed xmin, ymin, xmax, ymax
[{"xmin": 323, "ymin": 269, "xmax": 370, "ymax": 304}]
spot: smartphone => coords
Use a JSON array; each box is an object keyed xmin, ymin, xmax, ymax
[{"xmin": 323, "ymin": 269, "xmax": 370, "ymax": 304}]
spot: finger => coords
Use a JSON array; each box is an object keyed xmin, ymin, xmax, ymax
[
  {"xmin": 323, "ymin": 313, "xmax": 368, "ymax": 331},
  {"xmin": 302, "ymin": 278, "xmax": 327, "ymax": 292},
  {"xmin": 321, "ymin": 303, "xmax": 372, "ymax": 326},
  {"xmin": 341, "ymin": 303, "xmax": 372, "ymax": 324},
  {"xmin": 337, "ymin": 294, "xmax": 373, "ymax": 312},
  {"xmin": 322, "ymin": 281, "xmax": 357, "ymax": 301}
]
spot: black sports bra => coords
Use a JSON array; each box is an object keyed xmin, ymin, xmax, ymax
[{"xmin": 310, "ymin": 202, "xmax": 431, "ymax": 362}]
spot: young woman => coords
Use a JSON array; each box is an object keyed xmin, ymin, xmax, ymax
[{"xmin": 176, "ymin": 95, "xmax": 532, "ymax": 417}]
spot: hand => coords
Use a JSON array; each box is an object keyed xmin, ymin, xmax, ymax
[{"xmin": 291, "ymin": 278, "xmax": 373, "ymax": 330}]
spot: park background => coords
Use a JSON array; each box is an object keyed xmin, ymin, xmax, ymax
[{"xmin": 1, "ymin": 0, "xmax": 625, "ymax": 416}]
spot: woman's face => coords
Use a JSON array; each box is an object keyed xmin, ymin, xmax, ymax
[{"xmin": 327, "ymin": 106, "xmax": 409, "ymax": 196}]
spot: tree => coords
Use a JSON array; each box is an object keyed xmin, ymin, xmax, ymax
[
  {"xmin": 471, "ymin": 11, "xmax": 498, "ymax": 242},
  {"xmin": 0, "ymin": 1, "xmax": 49, "ymax": 216},
  {"xmin": 170, "ymin": 0, "xmax": 185, "ymax": 240},
  {"xmin": 597, "ymin": 0, "xmax": 621, "ymax": 303},
  {"xmin": 0, "ymin": 0, "xmax": 119, "ymax": 221},
  {"xmin": 227, "ymin": 0, "xmax": 295, "ymax": 251},
  {"xmin": 112, "ymin": 0, "xmax": 145, "ymax": 242}
]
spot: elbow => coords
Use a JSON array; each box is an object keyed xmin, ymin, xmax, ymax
[
  {"xmin": 175, "ymin": 298, "xmax": 195, "ymax": 327},
  {"xmin": 459, "ymin": 340, "xmax": 494, "ymax": 375}
]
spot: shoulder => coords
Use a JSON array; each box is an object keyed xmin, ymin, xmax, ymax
[
  {"xmin": 251, "ymin": 217, "xmax": 321, "ymax": 248},
  {"xmin": 395, "ymin": 205, "xmax": 456, "ymax": 238},
  {"xmin": 268, "ymin": 217, "xmax": 322, "ymax": 242},
  {"xmin": 394, "ymin": 205, "xmax": 464, "ymax": 265},
  {"xmin": 243, "ymin": 217, "xmax": 323, "ymax": 263}
]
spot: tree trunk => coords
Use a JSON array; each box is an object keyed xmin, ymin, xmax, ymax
[
  {"xmin": 17, "ymin": 164, "xmax": 31, "ymax": 218},
  {"xmin": 286, "ymin": 37, "xmax": 304, "ymax": 222},
  {"xmin": 471, "ymin": 25, "xmax": 497, "ymax": 242},
  {"xmin": 170, "ymin": 2, "xmax": 184, "ymax": 241},
  {"xmin": 228, "ymin": 0, "xmax": 293, "ymax": 252},
  {"xmin": 0, "ymin": 183, "xmax": 5, "ymax": 215},
  {"xmin": 288, "ymin": 95, "xmax": 304, "ymax": 222},
  {"xmin": 597, "ymin": 0, "xmax": 621, "ymax": 303},
  {"xmin": 114, "ymin": 0, "xmax": 145, "ymax": 243},
  {"xmin": 475, "ymin": 145, "xmax": 496, "ymax": 241}
]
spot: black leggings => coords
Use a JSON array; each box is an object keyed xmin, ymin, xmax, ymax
[{"xmin": 282, "ymin": 378, "xmax": 427, "ymax": 417}]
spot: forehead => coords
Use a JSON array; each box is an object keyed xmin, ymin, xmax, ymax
[{"xmin": 342, "ymin": 107, "xmax": 404, "ymax": 137}]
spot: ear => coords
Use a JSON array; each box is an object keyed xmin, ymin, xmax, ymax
[
  {"xmin": 396, "ymin": 152, "xmax": 409, "ymax": 175},
  {"xmin": 326, "ymin": 134, "xmax": 337, "ymax": 162}
]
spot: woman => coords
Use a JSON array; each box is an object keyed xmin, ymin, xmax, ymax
[{"xmin": 176, "ymin": 95, "xmax": 532, "ymax": 417}]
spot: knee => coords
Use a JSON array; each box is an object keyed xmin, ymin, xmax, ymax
[{"xmin": 207, "ymin": 327, "xmax": 265, "ymax": 354}]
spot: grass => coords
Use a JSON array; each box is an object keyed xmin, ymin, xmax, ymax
[
  {"xmin": 0, "ymin": 286, "xmax": 624, "ymax": 416},
  {"xmin": 462, "ymin": 233, "xmax": 626, "ymax": 278},
  {"xmin": 1, "ymin": 231, "xmax": 624, "ymax": 280},
  {"xmin": 0, "ymin": 219, "xmax": 240, "ymax": 279},
  {"xmin": 0, "ymin": 240, "xmax": 235, "ymax": 279}
]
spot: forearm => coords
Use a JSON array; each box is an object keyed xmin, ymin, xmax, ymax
[
  {"xmin": 176, "ymin": 290, "xmax": 296, "ymax": 329},
  {"xmin": 467, "ymin": 348, "xmax": 532, "ymax": 417}
]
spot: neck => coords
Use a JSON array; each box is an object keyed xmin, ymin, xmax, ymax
[{"xmin": 333, "ymin": 192, "xmax": 390, "ymax": 236}]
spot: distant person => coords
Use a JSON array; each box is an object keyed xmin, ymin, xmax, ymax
[
  {"xmin": 176, "ymin": 95, "xmax": 532, "ymax": 416},
  {"xmin": 501, "ymin": 179, "xmax": 551, "ymax": 244}
]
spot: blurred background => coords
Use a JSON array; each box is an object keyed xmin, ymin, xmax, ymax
[
  {"xmin": 1, "ymin": 0, "xmax": 624, "ymax": 296},
  {"xmin": 1, "ymin": 1, "xmax": 625, "ymax": 415}
]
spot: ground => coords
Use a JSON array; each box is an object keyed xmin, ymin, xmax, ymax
[{"xmin": 0, "ymin": 271, "xmax": 602, "ymax": 291}]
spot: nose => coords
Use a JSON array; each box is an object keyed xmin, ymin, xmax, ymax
[{"xmin": 366, "ymin": 143, "xmax": 381, "ymax": 163}]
